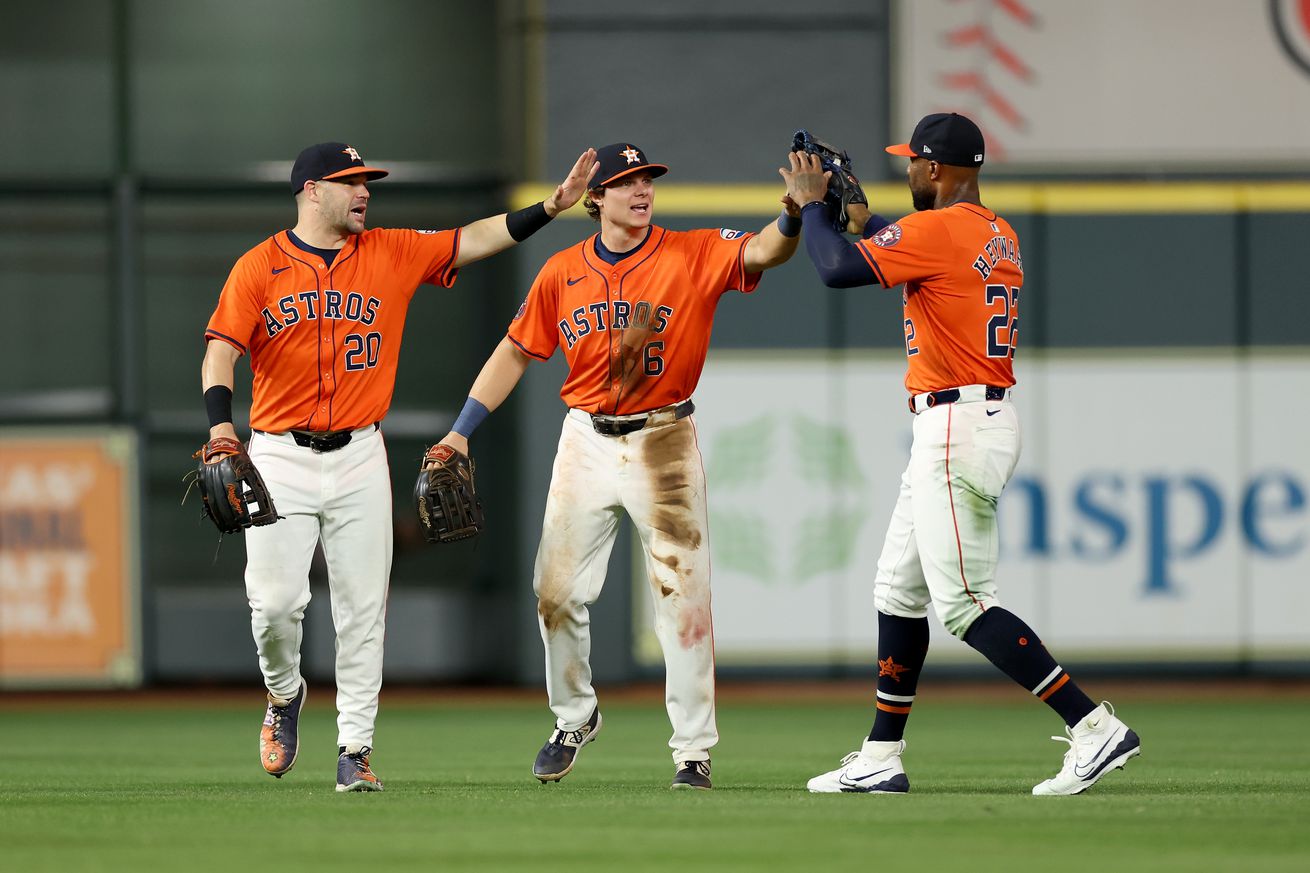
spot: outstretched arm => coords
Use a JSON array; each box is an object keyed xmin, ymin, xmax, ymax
[
  {"xmin": 743, "ymin": 193, "xmax": 803, "ymax": 273},
  {"xmin": 781, "ymin": 151, "xmax": 879, "ymax": 289},
  {"xmin": 453, "ymin": 149, "xmax": 598, "ymax": 268},
  {"xmin": 436, "ymin": 337, "xmax": 534, "ymax": 456}
]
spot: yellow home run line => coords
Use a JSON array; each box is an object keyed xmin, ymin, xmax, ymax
[{"xmin": 511, "ymin": 182, "xmax": 1310, "ymax": 216}]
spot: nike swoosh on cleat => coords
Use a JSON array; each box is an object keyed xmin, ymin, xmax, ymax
[
  {"xmin": 1079, "ymin": 731, "xmax": 1141, "ymax": 781},
  {"xmin": 838, "ymin": 767, "xmax": 893, "ymax": 787},
  {"xmin": 566, "ymin": 276, "xmax": 586, "ymax": 285},
  {"xmin": 1074, "ymin": 732, "xmax": 1122, "ymax": 778},
  {"xmin": 272, "ymin": 266, "xmax": 291, "ymax": 274}
]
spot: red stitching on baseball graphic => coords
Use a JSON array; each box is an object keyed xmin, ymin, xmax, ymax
[{"xmin": 937, "ymin": 0, "xmax": 1040, "ymax": 160}]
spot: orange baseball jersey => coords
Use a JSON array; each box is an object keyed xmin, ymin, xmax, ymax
[
  {"xmin": 508, "ymin": 225, "xmax": 760, "ymax": 414},
  {"xmin": 855, "ymin": 203, "xmax": 1022, "ymax": 394},
  {"xmin": 205, "ymin": 228, "xmax": 461, "ymax": 433}
]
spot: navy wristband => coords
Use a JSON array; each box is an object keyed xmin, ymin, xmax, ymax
[
  {"xmin": 204, "ymin": 385, "xmax": 233, "ymax": 427},
  {"xmin": 505, "ymin": 201, "xmax": 552, "ymax": 242},
  {"xmin": 777, "ymin": 210, "xmax": 802, "ymax": 238},
  {"xmin": 451, "ymin": 396, "xmax": 491, "ymax": 439}
]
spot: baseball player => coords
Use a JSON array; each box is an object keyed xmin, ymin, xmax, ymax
[
  {"xmin": 781, "ymin": 113, "xmax": 1141, "ymax": 795},
  {"xmin": 200, "ymin": 141, "xmax": 598, "ymax": 791},
  {"xmin": 432, "ymin": 142, "xmax": 801, "ymax": 790}
]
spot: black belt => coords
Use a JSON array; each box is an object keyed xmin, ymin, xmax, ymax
[
  {"xmin": 257, "ymin": 423, "xmax": 377, "ymax": 453},
  {"xmin": 590, "ymin": 400, "xmax": 695, "ymax": 437},
  {"xmin": 908, "ymin": 385, "xmax": 1007, "ymax": 414}
]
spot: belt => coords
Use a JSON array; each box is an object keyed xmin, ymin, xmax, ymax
[
  {"xmin": 590, "ymin": 400, "xmax": 695, "ymax": 437},
  {"xmin": 255, "ymin": 423, "xmax": 378, "ymax": 453},
  {"xmin": 909, "ymin": 385, "xmax": 1008, "ymax": 414}
]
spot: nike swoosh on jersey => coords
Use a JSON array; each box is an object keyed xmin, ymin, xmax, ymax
[
  {"xmin": 271, "ymin": 266, "xmax": 291, "ymax": 274},
  {"xmin": 837, "ymin": 766, "xmax": 893, "ymax": 787},
  {"xmin": 566, "ymin": 276, "xmax": 586, "ymax": 285},
  {"xmin": 986, "ymin": 409, "xmax": 1001, "ymax": 416}
]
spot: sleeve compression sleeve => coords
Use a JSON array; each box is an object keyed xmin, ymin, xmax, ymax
[
  {"xmin": 862, "ymin": 213, "xmax": 892, "ymax": 238},
  {"xmin": 800, "ymin": 202, "xmax": 878, "ymax": 288}
]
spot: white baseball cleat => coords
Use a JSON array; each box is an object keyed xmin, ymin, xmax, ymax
[
  {"xmin": 1032, "ymin": 701, "xmax": 1141, "ymax": 796},
  {"xmin": 807, "ymin": 739, "xmax": 910, "ymax": 794}
]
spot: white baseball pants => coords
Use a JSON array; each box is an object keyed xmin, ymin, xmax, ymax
[
  {"xmin": 534, "ymin": 409, "xmax": 717, "ymax": 764},
  {"xmin": 244, "ymin": 425, "xmax": 391, "ymax": 748},
  {"xmin": 874, "ymin": 395, "xmax": 1021, "ymax": 638}
]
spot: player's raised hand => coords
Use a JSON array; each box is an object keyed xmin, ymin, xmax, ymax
[
  {"xmin": 545, "ymin": 148, "xmax": 600, "ymax": 216},
  {"xmin": 779, "ymin": 151, "xmax": 830, "ymax": 210}
]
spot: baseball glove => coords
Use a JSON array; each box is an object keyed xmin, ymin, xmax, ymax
[
  {"xmin": 185, "ymin": 437, "xmax": 279, "ymax": 534},
  {"xmin": 792, "ymin": 129, "xmax": 868, "ymax": 232},
  {"xmin": 414, "ymin": 444, "xmax": 483, "ymax": 543}
]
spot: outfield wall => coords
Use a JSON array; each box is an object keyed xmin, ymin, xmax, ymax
[{"xmin": 3, "ymin": 2, "xmax": 1309, "ymax": 685}]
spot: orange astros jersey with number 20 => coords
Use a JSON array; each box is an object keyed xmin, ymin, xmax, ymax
[
  {"xmin": 205, "ymin": 228, "xmax": 460, "ymax": 433},
  {"xmin": 508, "ymin": 225, "xmax": 760, "ymax": 414},
  {"xmin": 855, "ymin": 203, "xmax": 1022, "ymax": 395}
]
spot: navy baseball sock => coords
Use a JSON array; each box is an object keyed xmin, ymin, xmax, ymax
[
  {"xmin": 962, "ymin": 607, "xmax": 1096, "ymax": 727},
  {"xmin": 868, "ymin": 612, "xmax": 930, "ymax": 742}
]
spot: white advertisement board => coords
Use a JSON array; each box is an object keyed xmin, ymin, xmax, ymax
[
  {"xmin": 894, "ymin": 0, "xmax": 1310, "ymax": 169},
  {"xmin": 634, "ymin": 351, "xmax": 1310, "ymax": 666}
]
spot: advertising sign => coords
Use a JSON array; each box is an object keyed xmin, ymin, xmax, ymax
[
  {"xmin": 635, "ymin": 352, "xmax": 1310, "ymax": 666},
  {"xmin": 0, "ymin": 429, "xmax": 141, "ymax": 686}
]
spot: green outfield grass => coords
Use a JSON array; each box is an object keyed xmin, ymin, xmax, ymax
[{"xmin": 3, "ymin": 688, "xmax": 1308, "ymax": 872}]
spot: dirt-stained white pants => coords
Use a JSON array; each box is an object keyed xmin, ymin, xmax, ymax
[
  {"xmin": 244, "ymin": 425, "xmax": 391, "ymax": 748},
  {"xmin": 534, "ymin": 409, "xmax": 716, "ymax": 764}
]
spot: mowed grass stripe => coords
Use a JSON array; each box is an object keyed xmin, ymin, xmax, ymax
[{"xmin": 2, "ymin": 695, "xmax": 1307, "ymax": 873}]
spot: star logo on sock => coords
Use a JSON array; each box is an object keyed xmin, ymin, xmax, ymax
[{"xmin": 878, "ymin": 656, "xmax": 909, "ymax": 682}]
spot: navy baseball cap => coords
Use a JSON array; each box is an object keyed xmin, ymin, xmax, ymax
[
  {"xmin": 886, "ymin": 113, "xmax": 985, "ymax": 167},
  {"xmin": 593, "ymin": 143, "xmax": 668, "ymax": 187},
  {"xmin": 290, "ymin": 142, "xmax": 389, "ymax": 194}
]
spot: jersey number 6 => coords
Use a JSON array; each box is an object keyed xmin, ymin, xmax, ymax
[
  {"xmin": 643, "ymin": 341, "xmax": 665, "ymax": 376},
  {"xmin": 985, "ymin": 284, "xmax": 1020, "ymax": 359}
]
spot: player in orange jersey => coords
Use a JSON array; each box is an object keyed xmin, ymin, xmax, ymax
[
  {"xmin": 432, "ymin": 142, "xmax": 801, "ymax": 790},
  {"xmin": 201, "ymin": 141, "xmax": 597, "ymax": 792},
  {"xmin": 783, "ymin": 113, "xmax": 1140, "ymax": 796}
]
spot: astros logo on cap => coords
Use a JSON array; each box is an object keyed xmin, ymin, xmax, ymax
[
  {"xmin": 343, "ymin": 146, "xmax": 362, "ymax": 161},
  {"xmin": 620, "ymin": 147, "xmax": 641, "ymax": 164}
]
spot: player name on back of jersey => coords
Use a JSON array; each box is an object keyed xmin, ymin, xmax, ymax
[
  {"xmin": 260, "ymin": 290, "xmax": 382, "ymax": 338},
  {"xmin": 971, "ymin": 233, "xmax": 1023, "ymax": 280}
]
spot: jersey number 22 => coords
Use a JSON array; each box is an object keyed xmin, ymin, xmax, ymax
[{"xmin": 985, "ymin": 284, "xmax": 1020, "ymax": 359}]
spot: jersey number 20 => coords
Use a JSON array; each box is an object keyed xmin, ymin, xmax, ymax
[
  {"xmin": 985, "ymin": 284, "xmax": 1020, "ymax": 359},
  {"xmin": 344, "ymin": 331, "xmax": 382, "ymax": 370}
]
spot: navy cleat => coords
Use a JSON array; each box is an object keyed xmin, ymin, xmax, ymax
[
  {"xmin": 260, "ymin": 682, "xmax": 306, "ymax": 778},
  {"xmin": 671, "ymin": 759, "xmax": 712, "ymax": 790},
  {"xmin": 533, "ymin": 707, "xmax": 602, "ymax": 783},
  {"xmin": 336, "ymin": 745, "xmax": 384, "ymax": 792}
]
